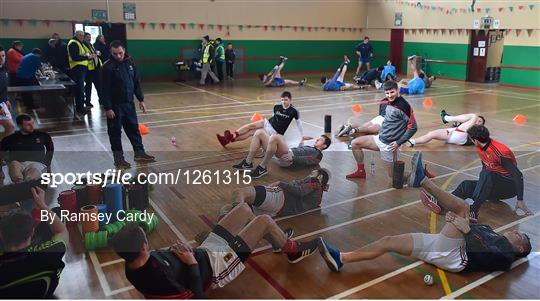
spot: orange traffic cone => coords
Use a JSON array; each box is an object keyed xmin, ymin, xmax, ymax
[
  {"xmin": 138, "ymin": 124, "xmax": 149, "ymax": 135},
  {"xmin": 423, "ymin": 97, "xmax": 433, "ymax": 107},
  {"xmin": 352, "ymin": 104, "xmax": 362, "ymax": 114},
  {"xmin": 513, "ymin": 114, "xmax": 526, "ymax": 124},
  {"xmin": 251, "ymin": 112, "xmax": 263, "ymax": 122}
]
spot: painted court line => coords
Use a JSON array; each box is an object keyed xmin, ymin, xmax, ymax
[
  {"xmin": 328, "ymin": 212, "xmax": 540, "ymax": 299},
  {"xmin": 441, "ymin": 253, "xmax": 540, "ymax": 299}
]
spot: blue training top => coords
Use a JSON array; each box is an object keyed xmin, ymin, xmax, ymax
[
  {"xmin": 407, "ymin": 77, "xmax": 425, "ymax": 95},
  {"xmin": 16, "ymin": 53, "xmax": 42, "ymax": 79}
]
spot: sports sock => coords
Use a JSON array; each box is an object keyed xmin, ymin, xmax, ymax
[
  {"xmin": 444, "ymin": 115, "xmax": 454, "ymax": 122},
  {"xmin": 281, "ymin": 239, "xmax": 298, "ymax": 254},
  {"xmin": 409, "ymin": 139, "xmax": 416, "ymax": 145}
]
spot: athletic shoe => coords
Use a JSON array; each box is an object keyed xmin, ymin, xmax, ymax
[
  {"xmin": 420, "ymin": 190, "xmax": 442, "ymax": 214},
  {"xmin": 346, "ymin": 169, "xmax": 366, "ymax": 179},
  {"xmin": 224, "ymin": 130, "xmax": 234, "ymax": 141},
  {"xmin": 408, "ymin": 151, "xmax": 425, "ymax": 187},
  {"xmin": 114, "ymin": 158, "xmax": 131, "ymax": 169},
  {"xmin": 299, "ymin": 78, "xmax": 307, "ymax": 86},
  {"xmin": 424, "ymin": 164, "xmax": 435, "ymax": 178},
  {"xmin": 249, "ymin": 165, "xmax": 268, "ymax": 179},
  {"xmin": 280, "ymin": 56, "xmax": 288, "ymax": 62},
  {"xmin": 287, "ymin": 238, "xmax": 319, "ymax": 263},
  {"xmin": 318, "ymin": 238, "xmax": 343, "ymax": 272},
  {"xmin": 273, "ymin": 228, "xmax": 295, "ymax": 253},
  {"xmin": 406, "ymin": 140, "xmax": 415, "ymax": 148},
  {"xmin": 440, "ymin": 109, "xmax": 450, "ymax": 124},
  {"xmin": 374, "ymin": 80, "xmax": 383, "ymax": 90},
  {"xmin": 337, "ymin": 124, "xmax": 353, "ymax": 137},
  {"xmin": 216, "ymin": 133, "xmax": 230, "ymax": 147},
  {"xmin": 344, "ymin": 56, "xmax": 350, "ymax": 64},
  {"xmin": 407, "ymin": 55, "xmax": 417, "ymax": 61},
  {"xmin": 134, "ymin": 153, "xmax": 156, "ymax": 162},
  {"xmin": 232, "ymin": 159, "xmax": 253, "ymax": 170}
]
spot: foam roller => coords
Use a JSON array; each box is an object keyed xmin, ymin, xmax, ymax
[{"xmin": 84, "ymin": 231, "xmax": 108, "ymax": 250}]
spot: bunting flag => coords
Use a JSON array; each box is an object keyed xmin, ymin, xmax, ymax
[
  {"xmin": 263, "ymin": 25, "xmax": 268, "ymax": 31},
  {"xmin": 16, "ymin": 19, "xmax": 24, "ymax": 27},
  {"xmin": 278, "ymin": 25, "xmax": 283, "ymax": 31},
  {"xmin": 159, "ymin": 23, "xmax": 166, "ymax": 30},
  {"xmin": 128, "ymin": 22, "xmax": 135, "ymax": 29},
  {"xmin": 217, "ymin": 24, "xmax": 223, "ymax": 31},
  {"xmin": 198, "ymin": 23, "xmax": 204, "ymax": 30},
  {"xmin": 529, "ymin": 4, "xmax": 535, "ymax": 10},
  {"xmin": 293, "ymin": 26, "xmax": 297, "ymax": 31},
  {"xmin": 188, "ymin": 22, "xmax": 195, "ymax": 29},
  {"xmin": 43, "ymin": 20, "xmax": 51, "ymax": 27},
  {"xmin": 238, "ymin": 25, "xmax": 243, "ymax": 31},
  {"xmin": 499, "ymin": 7, "xmax": 504, "ymax": 12},
  {"xmin": 516, "ymin": 29, "xmax": 522, "ymax": 36},
  {"xmin": 405, "ymin": 29, "xmax": 410, "ymax": 34},
  {"xmin": 412, "ymin": 29, "xmax": 417, "ymax": 34},
  {"xmin": 139, "ymin": 22, "xmax": 146, "ymax": 30},
  {"xmin": 169, "ymin": 23, "xmax": 176, "ymax": 30},
  {"xmin": 518, "ymin": 5, "xmax": 524, "ymax": 10},
  {"xmin": 149, "ymin": 22, "xmax": 156, "ymax": 30},
  {"xmin": 180, "ymin": 23, "xmax": 186, "ymax": 29},
  {"xmin": 207, "ymin": 24, "xmax": 214, "ymax": 30},
  {"xmin": 509, "ymin": 6, "xmax": 514, "ymax": 12},
  {"xmin": 527, "ymin": 29, "xmax": 534, "ymax": 36}
]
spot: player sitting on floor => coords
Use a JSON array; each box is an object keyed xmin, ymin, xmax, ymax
[
  {"xmin": 346, "ymin": 81, "xmax": 418, "ymax": 179},
  {"xmin": 380, "ymin": 60, "xmax": 396, "ymax": 82},
  {"xmin": 228, "ymin": 168, "xmax": 330, "ymax": 218},
  {"xmin": 354, "ymin": 66, "xmax": 383, "ymax": 88},
  {"xmin": 111, "ymin": 204, "xmax": 320, "ymax": 298},
  {"xmin": 398, "ymin": 70, "xmax": 425, "ymax": 95},
  {"xmin": 259, "ymin": 56, "xmax": 306, "ymax": 88},
  {"xmin": 216, "ymin": 91, "xmax": 311, "ymax": 147},
  {"xmin": 318, "ymin": 160, "xmax": 532, "ymax": 274},
  {"xmin": 232, "ymin": 130, "xmax": 331, "ymax": 179},
  {"xmin": 407, "ymin": 111, "xmax": 485, "ymax": 147},
  {"xmin": 451, "ymin": 124, "xmax": 532, "ymax": 221},
  {"xmin": 321, "ymin": 56, "xmax": 364, "ymax": 91}
]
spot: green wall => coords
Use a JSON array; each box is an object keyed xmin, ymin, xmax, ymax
[
  {"xmin": 500, "ymin": 45, "xmax": 540, "ymax": 88},
  {"xmin": 128, "ymin": 39, "xmax": 390, "ymax": 77},
  {"xmin": 402, "ymin": 42, "xmax": 468, "ymax": 80}
]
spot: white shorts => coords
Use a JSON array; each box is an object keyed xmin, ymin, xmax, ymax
[
  {"xmin": 412, "ymin": 233, "xmax": 468, "ymax": 272},
  {"xmin": 447, "ymin": 128, "xmax": 468, "ymax": 145},
  {"xmin": 0, "ymin": 102, "xmax": 12, "ymax": 121},
  {"xmin": 272, "ymin": 149, "xmax": 294, "ymax": 167},
  {"xmin": 253, "ymin": 186, "xmax": 285, "ymax": 217},
  {"xmin": 373, "ymin": 135, "xmax": 401, "ymax": 162},
  {"xmin": 200, "ymin": 232, "xmax": 246, "ymax": 289},
  {"xmin": 263, "ymin": 119, "xmax": 278, "ymax": 136},
  {"xmin": 370, "ymin": 115, "xmax": 384, "ymax": 127}
]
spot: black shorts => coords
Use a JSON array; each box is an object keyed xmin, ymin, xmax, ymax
[
  {"xmin": 253, "ymin": 185, "xmax": 266, "ymax": 207},
  {"xmin": 212, "ymin": 225, "xmax": 251, "ymax": 262}
]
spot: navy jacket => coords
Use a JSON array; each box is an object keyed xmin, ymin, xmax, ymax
[{"xmin": 101, "ymin": 56, "xmax": 144, "ymax": 110}]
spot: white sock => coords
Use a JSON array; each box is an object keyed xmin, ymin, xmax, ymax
[
  {"xmin": 444, "ymin": 115, "xmax": 454, "ymax": 122},
  {"xmin": 409, "ymin": 139, "xmax": 416, "ymax": 145}
]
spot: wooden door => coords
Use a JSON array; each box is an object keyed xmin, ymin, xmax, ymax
[
  {"xmin": 467, "ymin": 30, "xmax": 489, "ymax": 82},
  {"xmin": 390, "ymin": 29, "xmax": 404, "ymax": 73}
]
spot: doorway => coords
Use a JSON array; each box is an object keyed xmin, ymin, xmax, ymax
[
  {"xmin": 73, "ymin": 23, "xmax": 127, "ymax": 50},
  {"xmin": 390, "ymin": 29, "xmax": 404, "ymax": 73}
]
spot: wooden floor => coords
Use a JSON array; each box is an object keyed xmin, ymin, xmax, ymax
[{"xmin": 29, "ymin": 76, "xmax": 539, "ymax": 299}]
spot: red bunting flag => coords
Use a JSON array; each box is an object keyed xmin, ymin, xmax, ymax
[
  {"xmin": 498, "ymin": 7, "xmax": 504, "ymax": 12},
  {"xmin": 180, "ymin": 23, "xmax": 186, "ymax": 29},
  {"xmin": 43, "ymin": 20, "xmax": 51, "ymax": 27},
  {"xmin": 139, "ymin": 22, "xmax": 146, "ymax": 29},
  {"xmin": 159, "ymin": 23, "xmax": 166, "ymax": 30},
  {"xmin": 308, "ymin": 27, "xmax": 312, "ymax": 32},
  {"xmin": 527, "ymin": 29, "xmax": 533, "ymax": 36},
  {"xmin": 516, "ymin": 29, "xmax": 522, "ymax": 36},
  {"xmin": 412, "ymin": 29, "xmax": 417, "ymax": 34},
  {"xmin": 293, "ymin": 26, "xmax": 297, "ymax": 31},
  {"xmin": 278, "ymin": 25, "xmax": 283, "ymax": 31},
  {"xmin": 263, "ymin": 25, "xmax": 268, "ymax": 31},
  {"xmin": 518, "ymin": 5, "xmax": 524, "ymax": 10},
  {"xmin": 476, "ymin": 8, "xmax": 481, "ymax": 13},
  {"xmin": 217, "ymin": 24, "xmax": 223, "ymax": 31},
  {"xmin": 198, "ymin": 24, "xmax": 204, "ymax": 30}
]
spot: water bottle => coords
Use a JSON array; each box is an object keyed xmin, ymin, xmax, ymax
[
  {"xmin": 370, "ymin": 152, "xmax": 375, "ymax": 174},
  {"xmin": 171, "ymin": 136, "xmax": 177, "ymax": 146}
]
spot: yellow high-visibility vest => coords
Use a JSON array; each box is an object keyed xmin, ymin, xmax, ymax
[
  {"xmin": 202, "ymin": 43, "xmax": 213, "ymax": 63},
  {"xmin": 82, "ymin": 43, "xmax": 102, "ymax": 71},
  {"xmin": 67, "ymin": 39, "xmax": 89, "ymax": 69},
  {"xmin": 216, "ymin": 45, "xmax": 225, "ymax": 61}
]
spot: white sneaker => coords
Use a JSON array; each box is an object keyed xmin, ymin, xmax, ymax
[{"xmin": 375, "ymin": 80, "xmax": 383, "ymax": 90}]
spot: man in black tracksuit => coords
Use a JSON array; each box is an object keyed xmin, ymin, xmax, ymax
[{"xmin": 101, "ymin": 41, "xmax": 155, "ymax": 168}]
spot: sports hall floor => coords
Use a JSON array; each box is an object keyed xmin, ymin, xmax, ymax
[{"xmin": 33, "ymin": 75, "xmax": 539, "ymax": 299}]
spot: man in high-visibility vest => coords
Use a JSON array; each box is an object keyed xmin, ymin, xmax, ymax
[
  {"xmin": 214, "ymin": 38, "xmax": 225, "ymax": 81},
  {"xmin": 199, "ymin": 35, "xmax": 219, "ymax": 85},
  {"xmin": 83, "ymin": 32, "xmax": 102, "ymax": 106},
  {"xmin": 67, "ymin": 30, "xmax": 92, "ymax": 114}
]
